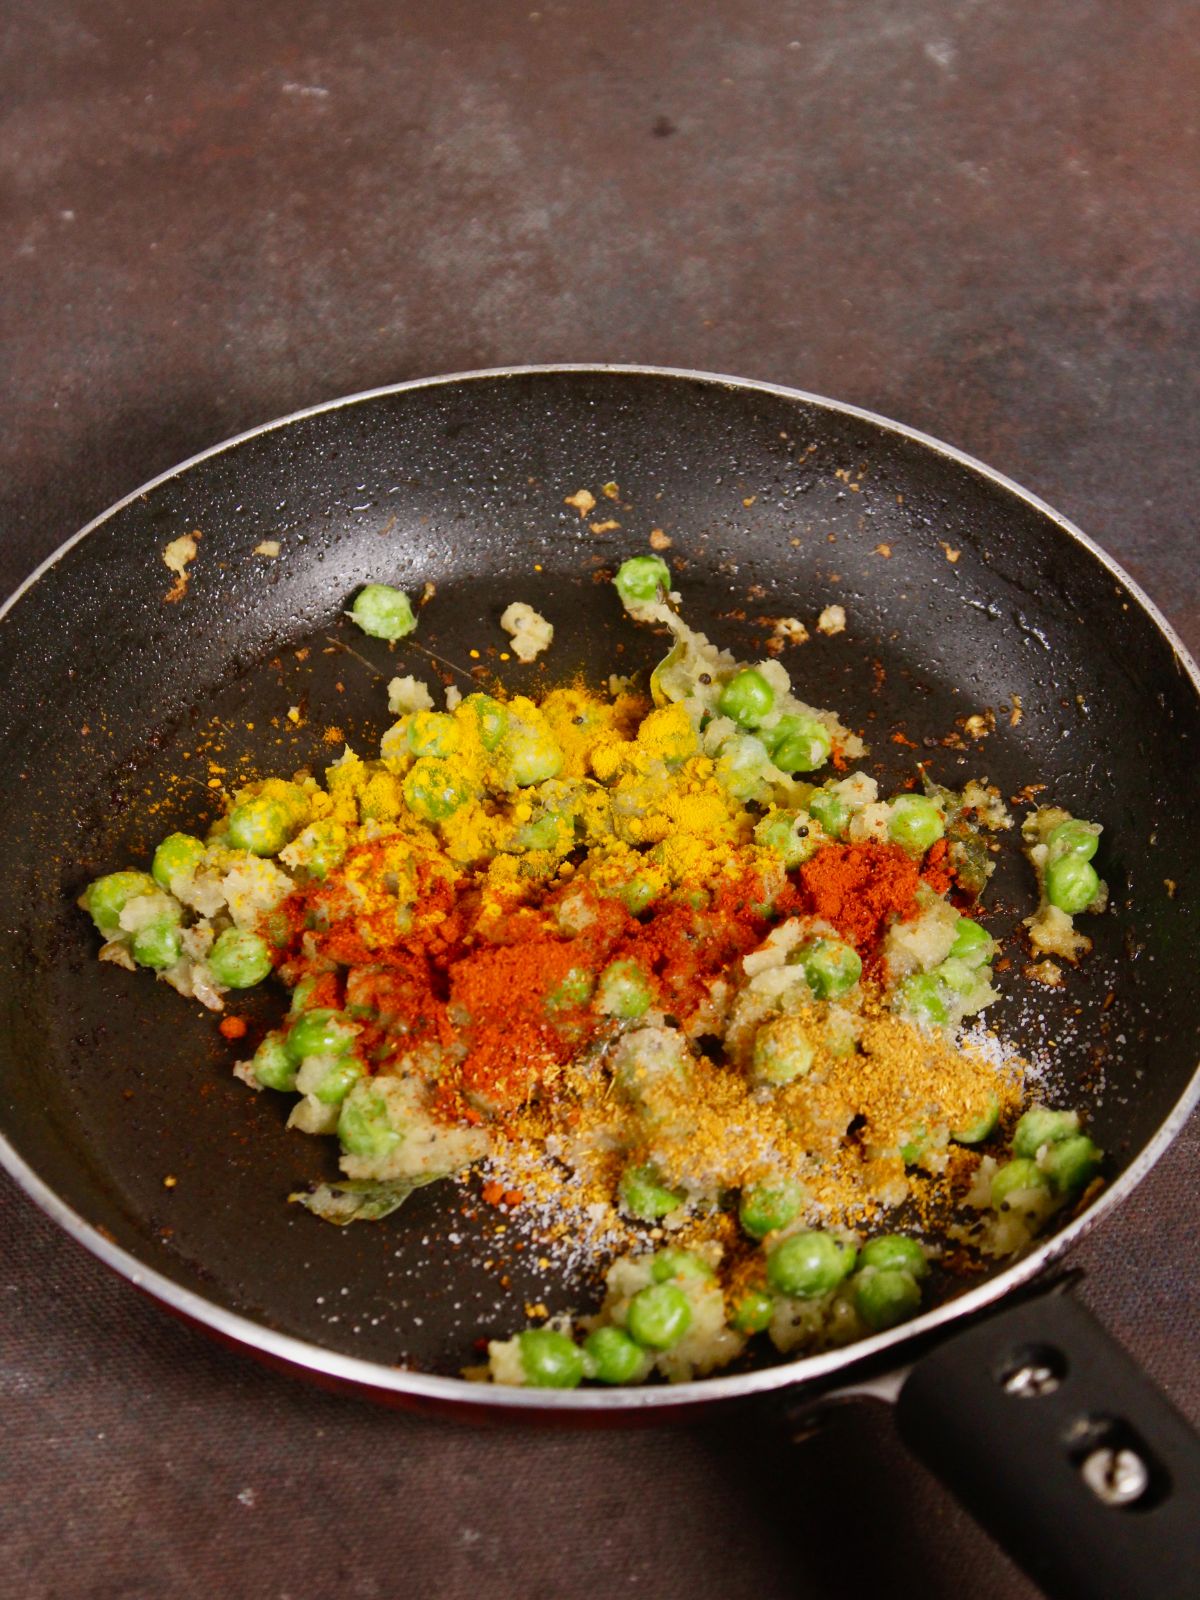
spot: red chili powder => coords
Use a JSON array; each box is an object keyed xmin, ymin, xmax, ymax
[
  {"xmin": 921, "ymin": 836, "xmax": 953, "ymax": 896},
  {"xmin": 798, "ymin": 841, "xmax": 921, "ymax": 949},
  {"xmin": 450, "ymin": 939, "xmax": 586, "ymax": 1111}
]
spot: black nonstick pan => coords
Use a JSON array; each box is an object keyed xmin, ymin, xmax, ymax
[{"xmin": 2, "ymin": 367, "xmax": 1197, "ymax": 1598}]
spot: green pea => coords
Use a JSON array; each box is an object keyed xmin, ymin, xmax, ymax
[
  {"xmin": 252, "ymin": 1031, "xmax": 297, "ymax": 1091},
  {"xmin": 208, "ymin": 928, "xmax": 272, "ymax": 989},
  {"xmin": 1012, "ymin": 1106, "xmax": 1081, "ymax": 1160},
  {"xmin": 584, "ymin": 1326, "xmax": 644, "ymax": 1385},
  {"xmin": 83, "ymin": 870, "xmax": 159, "ymax": 936},
  {"xmin": 288, "ymin": 975, "xmax": 320, "ymax": 1014},
  {"xmin": 1041, "ymin": 1134, "xmax": 1103, "ymax": 1195},
  {"xmin": 286, "ymin": 1007, "xmax": 358, "ymax": 1062},
  {"xmin": 595, "ymin": 959, "xmax": 653, "ymax": 1019},
  {"xmin": 505, "ymin": 720, "xmax": 563, "ymax": 787},
  {"xmin": 730, "ymin": 1289, "xmax": 775, "ymax": 1334},
  {"xmin": 514, "ymin": 814, "xmax": 563, "ymax": 854},
  {"xmin": 950, "ymin": 1093, "xmax": 1000, "ymax": 1145},
  {"xmin": 132, "ymin": 920, "xmax": 184, "ymax": 970},
  {"xmin": 753, "ymin": 809, "xmax": 819, "ymax": 868},
  {"xmin": 618, "ymin": 1164, "xmax": 684, "ymax": 1221},
  {"xmin": 626, "ymin": 1283, "xmax": 693, "ymax": 1350},
  {"xmin": 795, "ymin": 936, "xmax": 861, "ymax": 1000},
  {"xmin": 859, "ymin": 1235, "xmax": 930, "ymax": 1279},
  {"xmin": 764, "ymin": 713, "xmax": 832, "ymax": 774},
  {"xmin": 629, "ymin": 875, "xmax": 666, "ymax": 915},
  {"xmin": 518, "ymin": 1328, "xmax": 584, "ymax": 1388},
  {"xmin": 854, "ymin": 1268, "xmax": 922, "ymax": 1332},
  {"xmin": 1045, "ymin": 854, "xmax": 1100, "ymax": 915},
  {"xmin": 650, "ymin": 1250, "xmax": 714, "ymax": 1284},
  {"xmin": 403, "ymin": 758, "xmax": 471, "ymax": 821},
  {"xmin": 746, "ymin": 883, "xmax": 777, "ymax": 921},
  {"xmin": 896, "ymin": 972, "xmax": 951, "ymax": 1027},
  {"xmin": 807, "ymin": 788, "xmax": 850, "ymax": 838},
  {"xmin": 671, "ymin": 886, "xmax": 710, "ymax": 912},
  {"xmin": 469, "ymin": 694, "xmax": 509, "ymax": 751},
  {"xmin": 289, "ymin": 820, "xmax": 347, "ymax": 881},
  {"xmin": 824, "ymin": 1010, "xmax": 859, "ymax": 1058},
  {"xmin": 900, "ymin": 1126, "xmax": 929, "ymax": 1166},
  {"xmin": 935, "ymin": 957, "xmax": 983, "ymax": 997},
  {"xmin": 766, "ymin": 1231, "xmax": 857, "ymax": 1298},
  {"xmin": 751, "ymin": 1018, "xmax": 815, "ymax": 1085},
  {"xmin": 142, "ymin": 894, "xmax": 183, "ymax": 930},
  {"xmin": 337, "ymin": 1085, "xmax": 403, "ymax": 1158},
  {"xmin": 1046, "ymin": 819, "xmax": 1099, "ymax": 862},
  {"xmin": 278, "ymin": 782, "xmax": 311, "ymax": 822},
  {"xmin": 308, "ymin": 1055, "xmax": 365, "ymax": 1106},
  {"xmin": 546, "ymin": 966, "xmax": 595, "ymax": 1013},
  {"xmin": 888, "ymin": 794, "xmax": 945, "ymax": 854},
  {"xmin": 613, "ymin": 555, "xmax": 672, "ymax": 608},
  {"xmin": 739, "ymin": 1180, "xmax": 806, "ymax": 1240},
  {"xmin": 151, "ymin": 833, "xmax": 205, "ymax": 890},
  {"xmin": 718, "ymin": 668, "xmax": 776, "ymax": 728},
  {"xmin": 349, "ymin": 583, "xmax": 416, "ymax": 641},
  {"xmin": 991, "ymin": 1158, "xmax": 1051, "ymax": 1209},
  {"xmin": 407, "ymin": 710, "xmax": 461, "ymax": 759},
  {"xmin": 610, "ymin": 1032, "xmax": 689, "ymax": 1103},
  {"xmin": 948, "ymin": 917, "xmax": 994, "ymax": 967},
  {"xmin": 227, "ymin": 797, "xmax": 294, "ymax": 857},
  {"xmin": 261, "ymin": 907, "xmax": 292, "ymax": 950},
  {"xmin": 717, "ymin": 733, "xmax": 772, "ymax": 800}
]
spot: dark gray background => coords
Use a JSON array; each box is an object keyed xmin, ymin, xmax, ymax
[{"xmin": 2, "ymin": 3, "xmax": 1196, "ymax": 1597}]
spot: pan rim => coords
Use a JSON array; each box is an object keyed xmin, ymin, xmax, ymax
[{"xmin": 2, "ymin": 362, "xmax": 1198, "ymax": 1413}]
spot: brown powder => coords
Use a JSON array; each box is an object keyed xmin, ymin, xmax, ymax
[{"xmin": 477, "ymin": 986, "xmax": 1022, "ymax": 1271}]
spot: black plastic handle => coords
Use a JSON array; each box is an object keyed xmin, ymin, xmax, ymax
[{"xmin": 894, "ymin": 1290, "xmax": 1200, "ymax": 1600}]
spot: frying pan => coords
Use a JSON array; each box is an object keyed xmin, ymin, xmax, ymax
[{"xmin": 1, "ymin": 366, "xmax": 1197, "ymax": 1597}]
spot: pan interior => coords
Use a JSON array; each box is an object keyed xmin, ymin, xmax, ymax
[{"xmin": 1, "ymin": 370, "xmax": 1196, "ymax": 1380}]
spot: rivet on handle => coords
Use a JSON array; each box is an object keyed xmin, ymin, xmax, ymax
[
  {"xmin": 1003, "ymin": 1361, "xmax": 1062, "ymax": 1399},
  {"xmin": 1079, "ymin": 1445, "xmax": 1152, "ymax": 1508},
  {"xmin": 995, "ymin": 1342, "xmax": 1068, "ymax": 1398}
]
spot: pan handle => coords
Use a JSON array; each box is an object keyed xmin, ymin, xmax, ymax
[{"xmin": 892, "ymin": 1289, "xmax": 1200, "ymax": 1600}]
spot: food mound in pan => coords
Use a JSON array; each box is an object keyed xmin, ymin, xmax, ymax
[{"xmin": 81, "ymin": 556, "xmax": 1107, "ymax": 1387}]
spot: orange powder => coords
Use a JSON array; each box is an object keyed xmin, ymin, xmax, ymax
[{"xmin": 798, "ymin": 842, "xmax": 921, "ymax": 948}]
